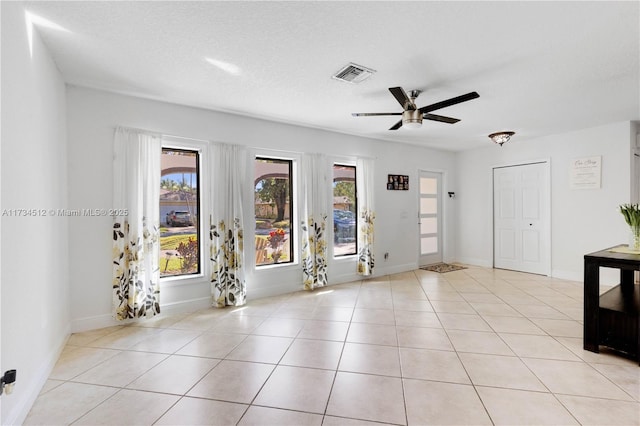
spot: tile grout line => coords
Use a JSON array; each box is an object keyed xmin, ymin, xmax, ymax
[{"xmin": 30, "ymin": 268, "xmax": 640, "ymax": 425}]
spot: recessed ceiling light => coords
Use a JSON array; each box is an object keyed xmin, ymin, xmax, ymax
[{"xmin": 205, "ymin": 57, "xmax": 241, "ymax": 76}]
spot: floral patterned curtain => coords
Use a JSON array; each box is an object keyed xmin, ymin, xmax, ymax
[
  {"xmin": 356, "ymin": 157, "xmax": 375, "ymax": 276},
  {"xmin": 210, "ymin": 143, "xmax": 247, "ymax": 307},
  {"xmin": 301, "ymin": 153, "xmax": 329, "ymax": 290},
  {"xmin": 112, "ymin": 127, "xmax": 162, "ymax": 320}
]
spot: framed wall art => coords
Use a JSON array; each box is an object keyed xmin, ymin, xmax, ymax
[{"xmin": 387, "ymin": 174, "xmax": 409, "ymax": 190}]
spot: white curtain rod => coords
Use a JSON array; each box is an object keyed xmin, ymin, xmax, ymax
[
  {"xmin": 115, "ymin": 126, "xmax": 209, "ymax": 143},
  {"xmin": 114, "ymin": 126, "xmax": 377, "ymax": 160}
]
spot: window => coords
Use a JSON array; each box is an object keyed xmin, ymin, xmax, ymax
[
  {"xmin": 255, "ymin": 157, "xmax": 293, "ymax": 266},
  {"xmin": 333, "ymin": 164, "xmax": 357, "ymax": 256},
  {"xmin": 160, "ymin": 148, "xmax": 200, "ymax": 277}
]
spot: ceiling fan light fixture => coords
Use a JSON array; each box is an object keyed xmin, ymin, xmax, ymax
[
  {"xmin": 351, "ymin": 86, "xmax": 479, "ymax": 131},
  {"xmin": 402, "ymin": 109, "xmax": 423, "ymax": 129},
  {"xmin": 488, "ymin": 131, "xmax": 515, "ymax": 146}
]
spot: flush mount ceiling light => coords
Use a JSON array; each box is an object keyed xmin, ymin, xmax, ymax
[{"xmin": 488, "ymin": 131, "xmax": 515, "ymax": 146}]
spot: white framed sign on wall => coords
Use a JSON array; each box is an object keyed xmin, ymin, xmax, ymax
[{"xmin": 570, "ymin": 156, "xmax": 601, "ymax": 190}]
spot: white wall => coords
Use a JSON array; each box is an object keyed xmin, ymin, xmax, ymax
[
  {"xmin": 456, "ymin": 122, "xmax": 634, "ymax": 282},
  {"xmin": 66, "ymin": 87, "xmax": 458, "ymax": 331},
  {"xmin": 1, "ymin": 3, "xmax": 70, "ymax": 424}
]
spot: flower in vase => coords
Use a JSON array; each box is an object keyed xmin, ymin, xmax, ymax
[{"xmin": 619, "ymin": 203, "xmax": 640, "ymax": 250}]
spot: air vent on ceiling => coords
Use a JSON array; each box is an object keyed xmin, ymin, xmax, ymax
[{"xmin": 332, "ymin": 63, "xmax": 376, "ymax": 84}]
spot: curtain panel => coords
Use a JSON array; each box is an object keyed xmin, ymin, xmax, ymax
[
  {"xmin": 210, "ymin": 143, "xmax": 247, "ymax": 307},
  {"xmin": 301, "ymin": 153, "xmax": 329, "ymax": 290},
  {"xmin": 356, "ymin": 157, "xmax": 375, "ymax": 276},
  {"xmin": 112, "ymin": 127, "xmax": 162, "ymax": 320}
]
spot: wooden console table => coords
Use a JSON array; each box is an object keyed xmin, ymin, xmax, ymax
[{"xmin": 583, "ymin": 245, "xmax": 640, "ymax": 364}]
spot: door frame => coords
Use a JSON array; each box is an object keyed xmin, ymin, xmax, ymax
[
  {"xmin": 633, "ymin": 147, "xmax": 640, "ymax": 204},
  {"xmin": 417, "ymin": 168, "xmax": 449, "ymax": 266},
  {"xmin": 492, "ymin": 159, "xmax": 551, "ymax": 276}
]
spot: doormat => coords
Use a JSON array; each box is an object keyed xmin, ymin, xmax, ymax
[{"xmin": 420, "ymin": 263, "xmax": 467, "ymax": 273}]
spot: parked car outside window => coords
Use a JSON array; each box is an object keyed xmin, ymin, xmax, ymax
[
  {"xmin": 166, "ymin": 210, "xmax": 193, "ymax": 227},
  {"xmin": 333, "ymin": 209, "xmax": 356, "ymax": 243}
]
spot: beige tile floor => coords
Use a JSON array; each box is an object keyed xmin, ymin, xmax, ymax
[{"xmin": 25, "ymin": 266, "xmax": 640, "ymax": 425}]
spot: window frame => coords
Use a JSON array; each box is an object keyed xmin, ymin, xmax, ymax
[
  {"xmin": 332, "ymin": 162, "xmax": 358, "ymax": 258},
  {"xmin": 159, "ymin": 139, "xmax": 207, "ymax": 285},
  {"xmin": 254, "ymin": 155, "xmax": 296, "ymax": 268}
]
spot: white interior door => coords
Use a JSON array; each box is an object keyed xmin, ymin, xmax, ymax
[
  {"xmin": 494, "ymin": 162, "xmax": 550, "ymax": 275},
  {"xmin": 419, "ymin": 171, "xmax": 443, "ymax": 266}
]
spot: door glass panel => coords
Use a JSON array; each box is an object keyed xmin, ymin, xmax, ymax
[
  {"xmin": 420, "ymin": 217, "xmax": 437, "ymax": 234},
  {"xmin": 420, "ymin": 177, "xmax": 437, "ymax": 195},
  {"xmin": 420, "ymin": 198, "xmax": 437, "ymax": 214},
  {"xmin": 421, "ymin": 237, "xmax": 438, "ymax": 254},
  {"xmin": 419, "ymin": 171, "xmax": 442, "ymax": 265}
]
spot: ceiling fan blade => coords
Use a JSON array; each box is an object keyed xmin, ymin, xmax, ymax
[
  {"xmin": 389, "ymin": 119, "xmax": 403, "ymax": 130},
  {"xmin": 352, "ymin": 112, "xmax": 403, "ymax": 117},
  {"xmin": 418, "ymin": 91, "xmax": 480, "ymax": 114},
  {"xmin": 423, "ymin": 113, "xmax": 460, "ymax": 124},
  {"xmin": 389, "ymin": 87, "xmax": 416, "ymax": 110}
]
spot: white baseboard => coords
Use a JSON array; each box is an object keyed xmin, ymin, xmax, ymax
[
  {"xmin": 71, "ymin": 313, "xmax": 119, "ymax": 334},
  {"xmin": 455, "ymin": 257, "xmax": 493, "ymax": 268},
  {"xmin": 551, "ymin": 267, "xmax": 622, "ymax": 285},
  {"xmin": 71, "ymin": 297, "xmax": 212, "ymax": 333},
  {"xmin": 7, "ymin": 327, "xmax": 69, "ymax": 426},
  {"xmin": 248, "ymin": 282, "xmax": 302, "ymax": 301},
  {"xmin": 246, "ymin": 267, "xmax": 424, "ymax": 301},
  {"xmin": 550, "ymin": 269, "xmax": 582, "ymax": 282},
  {"xmin": 328, "ymin": 272, "xmax": 361, "ymax": 285},
  {"xmin": 160, "ymin": 296, "xmax": 211, "ymax": 315},
  {"xmin": 376, "ymin": 262, "xmax": 418, "ymax": 276}
]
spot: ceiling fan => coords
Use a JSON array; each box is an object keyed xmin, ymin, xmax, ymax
[{"xmin": 352, "ymin": 87, "xmax": 480, "ymax": 130}]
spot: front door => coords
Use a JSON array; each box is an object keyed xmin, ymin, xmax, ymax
[
  {"xmin": 493, "ymin": 162, "xmax": 550, "ymax": 275},
  {"xmin": 419, "ymin": 171, "xmax": 443, "ymax": 266}
]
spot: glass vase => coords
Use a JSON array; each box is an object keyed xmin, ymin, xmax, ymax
[{"xmin": 630, "ymin": 226, "xmax": 640, "ymax": 251}]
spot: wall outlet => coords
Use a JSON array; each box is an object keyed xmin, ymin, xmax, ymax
[{"xmin": 384, "ymin": 252, "xmax": 389, "ymax": 260}]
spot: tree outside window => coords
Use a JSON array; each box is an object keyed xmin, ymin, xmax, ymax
[
  {"xmin": 255, "ymin": 157, "xmax": 293, "ymax": 266},
  {"xmin": 159, "ymin": 148, "xmax": 200, "ymax": 277}
]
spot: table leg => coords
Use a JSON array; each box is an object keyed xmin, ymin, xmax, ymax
[
  {"xmin": 583, "ymin": 260, "xmax": 599, "ymax": 353},
  {"xmin": 620, "ymin": 269, "xmax": 634, "ymax": 294}
]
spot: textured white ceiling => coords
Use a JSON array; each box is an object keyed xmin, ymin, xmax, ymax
[{"xmin": 19, "ymin": 1, "xmax": 640, "ymax": 151}]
